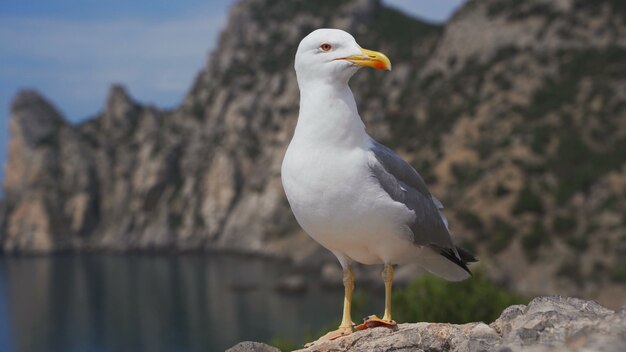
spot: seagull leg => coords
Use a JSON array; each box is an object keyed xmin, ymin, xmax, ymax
[
  {"xmin": 381, "ymin": 263, "xmax": 395, "ymax": 323},
  {"xmin": 339, "ymin": 266, "xmax": 356, "ymax": 331},
  {"xmin": 356, "ymin": 263, "xmax": 397, "ymax": 330},
  {"xmin": 305, "ymin": 266, "xmax": 354, "ymax": 346}
]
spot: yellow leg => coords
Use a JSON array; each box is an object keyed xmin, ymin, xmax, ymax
[
  {"xmin": 305, "ymin": 267, "xmax": 354, "ymax": 346},
  {"xmin": 339, "ymin": 266, "xmax": 355, "ymax": 329},
  {"xmin": 382, "ymin": 263, "xmax": 394, "ymax": 322},
  {"xmin": 356, "ymin": 263, "xmax": 397, "ymax": 330}
]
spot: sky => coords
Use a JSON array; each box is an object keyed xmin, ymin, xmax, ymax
[{"xmin": 0, "ymin": 0, "xmax": 465, "ymax": 182}]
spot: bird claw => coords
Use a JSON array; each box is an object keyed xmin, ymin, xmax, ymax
[{"xmin": 355, "ymin": 315, "xmax": 397, "ymax": 330}]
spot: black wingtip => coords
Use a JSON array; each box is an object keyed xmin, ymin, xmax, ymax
[
  {"xmin": 433, "ymin": 245, "xmax": 477, "ymax": 276},
  {"xmin": 456, "ymin": 246, "xmax": 478, "ymax": 263}
]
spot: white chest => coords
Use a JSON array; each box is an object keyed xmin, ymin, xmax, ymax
[{"xmin": 282, "ymin": 145, "xmax": 389, "ymax": 238}]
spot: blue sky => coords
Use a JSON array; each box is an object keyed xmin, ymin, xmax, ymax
[{"xmin": 0, "ymin": 0, "xmax": 464, "ymax": 182}]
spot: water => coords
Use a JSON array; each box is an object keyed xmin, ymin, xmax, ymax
[{"xmin": 0, "ymin": 254, "xmax": 351, "ymax": 352}]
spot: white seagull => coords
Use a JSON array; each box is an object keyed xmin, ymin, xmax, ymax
[{"xmin": 281, "ymin": 28, "xmax": 476, "ymax": 342}]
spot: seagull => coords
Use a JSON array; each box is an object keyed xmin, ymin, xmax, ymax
[{"xmin": 281, "ymin": 28, "xmax": 476, "ymax": 342}]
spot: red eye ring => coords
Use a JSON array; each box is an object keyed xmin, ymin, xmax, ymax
[{"xmin": 320, "ymin": 43, "xmax": 332, "ymax": 52}]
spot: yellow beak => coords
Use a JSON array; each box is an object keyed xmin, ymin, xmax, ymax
[{"xmin": 343, "ymin": 48, "xmax": 392, "ymax": 71}]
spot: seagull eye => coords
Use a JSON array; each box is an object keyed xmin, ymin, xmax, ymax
[{"xmin": 320, "ymin": 43, "xmax": 332, "ymax": 52}]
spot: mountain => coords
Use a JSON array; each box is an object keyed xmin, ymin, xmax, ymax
[{"xmin": 2, "ymin": 0, "xmax": 626, "ymax": 307}]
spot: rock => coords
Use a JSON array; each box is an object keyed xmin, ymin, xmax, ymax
[
  {"xmin": 491, "ymin": 296, "xmax": 624, "ymax": 352},
  {"xmin": 223, "ymin": 296, "xmax": 626, "ymax": 352},
  {"xmin": 226, "ymin": 341, "xmax": 281, "ymax": 352}
]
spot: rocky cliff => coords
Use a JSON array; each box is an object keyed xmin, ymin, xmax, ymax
[
  {"xmin": 2, "ymin": 0, "xmax": 626, "ymax": 306},
  {"xmin": 227, "ymin": 296, "xmax": 626, "ymax": 352}
]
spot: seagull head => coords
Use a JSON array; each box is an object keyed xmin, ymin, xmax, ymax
[{"xmin": 295, "ymin": 28, "xmax": 391, "ymax": 86}]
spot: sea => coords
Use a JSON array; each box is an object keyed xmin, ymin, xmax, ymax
[{"xmin": 0, "ymin": 253, "xmax": 364, "ymax": 352}]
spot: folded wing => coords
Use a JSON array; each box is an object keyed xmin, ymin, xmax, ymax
[{"xmin": 368, "ymin": 140, "xmax": 476, "ymax": 275}]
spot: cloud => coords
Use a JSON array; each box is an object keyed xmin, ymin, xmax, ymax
[{"xmin": 0, "ymin": 9, "xmax": 226, "ymax": 120}]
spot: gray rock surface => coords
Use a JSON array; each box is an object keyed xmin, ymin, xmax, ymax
[
  {"xmin": 226, "ymin": 341, "xmax": 281, "ymax": 352},
  {"xmin": 227, "ymin": 296, "xmax": 626, "ymax": 352}
]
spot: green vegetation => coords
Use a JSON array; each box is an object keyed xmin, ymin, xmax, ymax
[
  {"xmin": 493, "ymin": 72, "xmax": 513, "ymax": 90},
  {"xmin": 472, "ymin": 138, "xmax": 497, "ymax": 160},
  {"xmin": 168, "ymin": 213, "xmax": 183, "ymax": 229},
  {"xmin": 526, "ymin": 78, "xmax": 577, "ymax": 120},
  {"xmin": 574, "ymin": 0, "xmax": 626, "ymax": 21},
  {"xmin": 494, "ymin": 183, "xmax": 511, "ymax": 197},
  {"xmin": 270, "ymin": 337, "xmax": 301, "ymax": 352},
  {"xmin": 611, "ymin": 264, "xmax": 626, "ymax": 283},
  {"xmin": 602, "ymin": 194, "xmax": 620, "ymax": 211},
  {"xmin": 513, "ymin": 159, "xmax": 547, "ymax": 175},
  {"xmin": 553, "ymin": 134, "xmax": 596, "ymax": 202},
  {"xmin": 488, "ymin": 217, "xmax": 517, "ymax": 253},
  {"xmin": 526, "ymin": 48, "xmax": 626, "ymax": 119},
  {"xmin": 255, "ymin": 0, "xmax": 352, "ymax": 25},
  {"xmin": 191, "ymin": 102, "xmax": 204, "ymax": 120},
  {"xmin": 457, "ymin": 210, "xmax": 484, "ymax": 232},
  {"xmin": 35, "ymin": 131, "xmax": 59, "ymax": 148},
  {"xmin": 521, "ymin": 47, "xmax": 626, "ymax": 205},
  {"xmin": 368, "ymin": 7, "xmax": 440, "ymax": 59},
  {"xmin": 221, "ymin": 65, "xmax": 255, "ymax": 85},
  {"xmin": 487, "ymin": 0, "xmax": 524, "ymax": 18},
  {"xmin": 270, "ymin": 273, "xmax": 529, "ymax": 351},
  {"xmin": 393, "ymin": 272, "xmax": 529, "ymax": 324},
  {"xmin": 513, "ymin": 47, "xmax": 626, "ymax": 204},
  {"xmin": 450, "ymin": 162, "xmax": 483, "ymax": 188},
  {"xmin": 566, "ymin": 235, "xmax": 588, "ymax": 252},
  {"xmin": 511, "ymin": 184, "xmax": 544, "ymax": 215},
  {"xmin": 557, "ymin": 260, "xmax": 584, "ymax": 286},
  {"xmin": 424, "ymin": 94, "xmax": 479, "ymax": 148},
  {"xmin": 522, "ymin": 220, "xmax": 550, "ymax": 260},
  {"xmin": 530, "ymin": 125, "xmax": 553, "ymax": 154},
  {"xmin": 487, "ymin": 0, "xmax": 559, "ymax": 22},
  {"xmin": 551, "ymin": 133, "xmax": 626, "ymax": 204},
  {"xmin": 552, "ymin": 215, "xmax": 577, "ymax": 235}
]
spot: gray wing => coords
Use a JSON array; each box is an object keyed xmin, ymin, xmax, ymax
[{"xmin": 369, "ymin": 140, "xmax": 457, "ymax": 252}]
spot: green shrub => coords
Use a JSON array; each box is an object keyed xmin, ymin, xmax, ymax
[
  {"xmin": 522, "ymin": 220, "xmax": 550, "ymax": 260},
  {"xmin": 526, "ymin": 76, "xmax": 578, "ymax": 119},
  {"xmin": 457, "ymin": 210, "xmax": 484, "ymax": 232},
  {"xmin": 552, "ymin": 215, "xmax": 577, "ymax": 235},
  {"xmin": 552, "ymin": 134, "xmax": 626, "ymax": 204},
  {"xmin": 269, "ymin": 337, "xmax": 301, "ymax": 352},
  {"xmin": 557, "ymin": 260, "xmax": 584, "ymax": 286},
  {"xmin": 450, "ymin": 162, "xmax": 482, "ymax": 188},
  {"xmin": 392, "ymin": 272, "xmax": 529, "ymax": 324},
  {"xmin": 191, "ymin": 102, "xmax": 204, "ymax": 120},
  {"xmin": 488, "ymin": 217, "xmax": 517, "ymax": 253},
  {"xmin": 611, "ymin": 264, "xmax": 626, "ymax": 283},
  {"xmin": 495, "ymin": 183, "xmax": 511, "ymax": 197},
  {"xmin": 168, "ymin": 213, "xmax": 183, "ymax": 229},
  {"xmin": 459, "ymin": 239, "xmax": 477, "ymax": 254},
  {"xmin": 511, "ymin": 185, "xmax": 544, "ymax": 215},
  {"xmin": 566, "ymin": 235, "xmax": 588, "ymax": 252},
  {"xmin": 530, "ymin": 125, "xmax": 554, "ymax": 153},
  {"xmin": 369, "ymin": 7, "xmax": 440, "ymax": 59}
]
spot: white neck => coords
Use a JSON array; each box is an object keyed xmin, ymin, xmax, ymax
[{"xmin": 293, "ymin": 81, "xmax": 367, "ymax": 149}]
